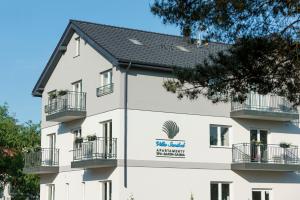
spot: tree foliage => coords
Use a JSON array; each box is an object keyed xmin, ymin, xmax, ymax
[
  {"xmin": 151, "ymin": 0, "xmax": 300, "ymax": 104},
  {"xmin": 0, "ymin": 104, "xmax": 40, "ymax": 199}
]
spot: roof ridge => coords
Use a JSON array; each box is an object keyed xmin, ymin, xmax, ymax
[{"xmin": 70, "ymin": 19, "xmax": 229, "ymax": 46}]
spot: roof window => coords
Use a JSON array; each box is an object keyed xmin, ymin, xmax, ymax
[
  {"xmin": 128, "ymin": 39, "xmax": 143, "ymax": 45},
  {"xmin": 175, "ymin": 45, "xmax": 190, "ymax": 52}
]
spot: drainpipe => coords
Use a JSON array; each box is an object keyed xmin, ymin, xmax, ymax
[{"xmin": 124, "ymin": 61, "xmax": 131, "ymax": 188}]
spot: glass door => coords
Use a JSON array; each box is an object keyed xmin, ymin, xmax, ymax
[
  {"xmin": 250, "ymin": 130, "xmax": 268, "ymax": 162},
  {"xmin": 72, "ymin": 81, "xmax": 82, "ymax": 110},
  {"xmin": 252, "ymin": 189, "xmax": 271, "ymax": 200},
  {"xmin": 48, "ymin": 134, "xmax": 56, "ymax": 166},
  {"xmin": 102, "ymin": 121, "xmax": 113, "ymax": 158}
]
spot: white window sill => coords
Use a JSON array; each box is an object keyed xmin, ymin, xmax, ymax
[{"xmin": 210, "ymin": 145, "xmax": 232, "ymax": 149}]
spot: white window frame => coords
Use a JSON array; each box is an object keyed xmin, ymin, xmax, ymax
[
  {"xmin": 47, "ymin": 184, "xmax": 55, "ymax": 200},
  {"xmin": 252, "ymin": 188, "xmax": 272, "ymax": 200},
  {"xmin": 210, "ymin": 182, "xmax": 231, "ymax": 200},
  {"xmin": 210, "ymin": 124, "xmax": 231, "ymax": 147},
  {"xmin": 99, "ymin": 180, "xmax": 112, "ymax": 200},
  {"xmin": 100, "ymin": 70, "xmax": 112, "ymax": 87},
  {"xmin": 82, "ymin": 182, "xmax": 85, "ymax": 200},
  {"xmin": 75, "ymin": 37, "xmax": 80, "ymax": 57},
  {"xmin": 65, "ymin": 183, "xmax": 69, "ymax": 200}
]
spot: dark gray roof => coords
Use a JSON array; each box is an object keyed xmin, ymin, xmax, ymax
[
  {"xmin": 71, "ymin": 20, "xmax": 229, "ymax": 68},
  {"xmin": 32, "ymin": 20, "xmax": 229, "ymax": 97}
]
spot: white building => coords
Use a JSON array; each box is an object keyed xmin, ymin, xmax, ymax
[{"xmin": 24, "ymin": 20, "xmax": 300, "ymax": 200}]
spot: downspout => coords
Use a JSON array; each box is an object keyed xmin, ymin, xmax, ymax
[{"xmin": 124, "ymin": 61, "xmax": 131, "ymax": 188}]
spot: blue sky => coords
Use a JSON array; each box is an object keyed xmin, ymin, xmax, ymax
[{"xmin": 0, "ymin": 0, "xmax": 179, "ymax": 124}]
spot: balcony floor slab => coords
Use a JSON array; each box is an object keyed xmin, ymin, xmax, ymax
[
  {"xmin": 231, "ymin": 162, "xmax": 300, "ymax": 171},
  {"xmin": 23, "ymin": 166, "xmax": 59, "ymax": 174},
  {"xmin": 46, "ymin": 110, "xmax": 86, "ymax": 122},
  {"xmin": 71, "ymin": 159, "xmax": 117, "ymax": 169},
  {"xmin": 230, "ymin": 110, "xmax": 299, "ymax": 121}
]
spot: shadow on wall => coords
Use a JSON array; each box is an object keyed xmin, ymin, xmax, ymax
[
  {"xmin": 82, "ymin": 168, "xmax": 116, "ymax": 182},
  {"xmin": 234, "ymin": 170, "xmax": 300, "ymax": 184},
  {"xmin": 57, "ymin": 118, "xmax": 85, "ymax": 135},
  {"xmin": 233, "ymin": 118, "xmax": 300, "ymax": 135},
  {"xmin": 39, "ymin": 174, "xmax": 58, "ymax": 184}
]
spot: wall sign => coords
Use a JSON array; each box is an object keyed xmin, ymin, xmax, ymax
[{"xmin": 156, "ymin": 121, "xmax": 186, "ymax": 158}]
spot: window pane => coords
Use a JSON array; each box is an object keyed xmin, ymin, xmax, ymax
[
  {"xmin": 222, "ymin": 184, "xmax": 230, "ymax": 200},
  {"xmin": 221, "ymin": 127, "xmax": 229, "ymax": 146},
  {"xmin": 210, "ymin": 126, "xmax": 218, "ymax": 145},
  {"xmin": 252, "ymin": 191, "xmax": 261, "ymax": 200},
  {"xmin": 210, "ymin": 183, "xmax": 218, "ymax": 200}
]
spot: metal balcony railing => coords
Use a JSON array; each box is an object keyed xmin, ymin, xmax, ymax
[
  {"xmin": 232, "ymin": 143, "xmax": 299, "ymax": 164},
  {"xmin": 96, "ymin": 84, "xmax": 114, "ymax": 97},
  {"xmin": 45, "ymin": 91, "xmax": 86, "ymax": 115},
  {"xmin": 73, "ymin": 137, "xmax": 117, "ymax": 161},
  {"xmin": 24, "ymin": 148, "xmax": 59, "ymax": 168},
  {"xmin": 231, "ymin": 93, "xmax": 297, "ymax": 114}
]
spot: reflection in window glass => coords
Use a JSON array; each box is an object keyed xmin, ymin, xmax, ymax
[
  {"xmin": 221, "ymin": 127, "xmax": 229, "ymax": 146},
  {"xmin": 222, "ymin": 183, "xmax": 230, "ymax": 200},
  {"xmin": 210, "ymin": 126, "xmax": 218, "ymax": 145},
  {"xmin": 211, "ymin": 183, "xmax": 218, "ymax": 200}
]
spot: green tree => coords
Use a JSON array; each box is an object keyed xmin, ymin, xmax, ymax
[
  {"xmin": 151, "ymin": 0, "xmax": 300, "ymax": 104},
  {"xmin": 0, "ymin": 104, "xmax": 40, "ymax": 199}
]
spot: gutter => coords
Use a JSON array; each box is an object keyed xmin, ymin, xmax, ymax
[{"xmin": 123, "ymin": 61, "xmax": 131, "ymax": 188}]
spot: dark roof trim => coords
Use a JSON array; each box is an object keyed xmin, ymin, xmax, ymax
[
  {"xmin": 118, "ymin": 59, "xmax": 173, "ymax": 72},
  {"xmin": 32, "ymin": 21, "xmax": 119, "ymax": 97}
]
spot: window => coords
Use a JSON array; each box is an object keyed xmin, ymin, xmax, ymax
[
  {"xmin": 97, "ymin": 70, "xmax": 113, "ymax": 96},
  {"xmin": 72, "ymin": 81, "xmax": 83, "ymax": 109},
  {"xmin": 210, "ymin": 125, "xmax": 230, "ymax": 147},
  {"xmin": 252, "ymin": 189, "xmax": 272, "ymax": 200},
  {"xmin": 101, "ymin": 121, "xmax": 113, "ymax": 158},
  {"xmin": 100, "ymin": 181, "xmax": 112, "ymax": 200},
  {"xmin": 128, "ymin": 38, "xmax": 143, "ymax": 45},
  {"xmin": 47, "ymin": 90, "xmax": 57, "ymax": 113},
  {"xmin": 75, "ymin": 37, "xmax": 80, "ymax": 56},
  {"xmin": 211, "ymin": 183, "xmax": 230, "ymax": 200},
  {"xmin": 101, "ymin": 70, "xmax": 112, "ymax": 87},
  {"xmin": 48, "ymin": 184, "xmax": 55, "ymax": 200},
  {"xmin": 73, "ymin": 128, "xmax": 82, "ymax": 148}
]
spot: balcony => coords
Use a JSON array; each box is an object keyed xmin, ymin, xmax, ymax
[
  {"xmin": 232, "ymin": 143, "xmax": 300, "ymax": 171},
  {"xmin": 230, "ymin": 93, "xmax": 298, "ymax": 121},
  {"xmin": 96, "ymin": 84, "xmax": 114, "ymax": 97},
  {"xmin": 23, "ymin": 148, "xmax": 59, "ymax": 174},
  {"xmin": 45, "ymin": 91, "xmax": 86, "ymax": 122},
  {"xmin": 71, "ymin": 137, "xmax": 117, "ymax": 169}
]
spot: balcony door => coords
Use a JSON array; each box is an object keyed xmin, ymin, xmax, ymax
[
  {"xmin": 252, "ymin": 189, "xmax": 272, "ymax": 200},
  {"xmin": 250, "ymin": 130, "xmax": 268, "ymax": 162},
  {"xmin": 48, "ymin": 134, "xmax": 56, "ymax": 166},
  {"xmin": 102, "ymin": 121, "xmax": 113, "ymax": 158},
  {"xmin": 72, "ymin": 81, "xmax": 82, "ymax": 110}
]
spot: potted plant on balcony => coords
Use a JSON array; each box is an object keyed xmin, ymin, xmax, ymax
[
  {"xmin": 87, "ymin": 134, "xmax": 97, "ymax": 141},
  {"xmin": 49, "ymin": 92, "xmax": 57, "ymax": 100},
  {"xmin": 34, "ymin": 146, "xmax": 41, "ymax": 152},
  {"xmin": 75, "ymin": 137, "xmax": 83, "ymax": 144},
  {"xmin": 280, "ymin": 142, "xmax": 291, "ymax": 148},
  {"xmin": 58, "ymin": 90, "xmax": 68, "ymax": 96}
]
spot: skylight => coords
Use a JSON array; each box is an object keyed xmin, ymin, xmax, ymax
[
  {"xmin": 128, "ymin": 39, "xmax": 143, "ymax": 45},
  {"xmin": 175, "ymin": 45, "xmax": 190, "ymax": 52}
]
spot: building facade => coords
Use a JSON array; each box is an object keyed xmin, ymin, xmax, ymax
[{"xmin": 25, "ymin": 20, "xmax": 300, "ymax": 200}]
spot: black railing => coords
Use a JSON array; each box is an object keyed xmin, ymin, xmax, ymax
[
  {"xmin": 231, "ymin": 93, "xmax": 297, "ymax": 113},
  {"xmin": 73, "ymin": 137, "xmax": 117, "ymax": 161},
  {"xmin": 24, "ymin": 148, "xmax": 59, "ymax": 168},
  {"xmin": 96, "ymin": 84, "xmax": 114, "ymax": 97},
  {"xmin": 232, "ymin": 143, "xmax": 299, "ymax": 164},
  {"xmin": 45, "ymin": 91, "xmax": 86, "ymax": 115}
]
